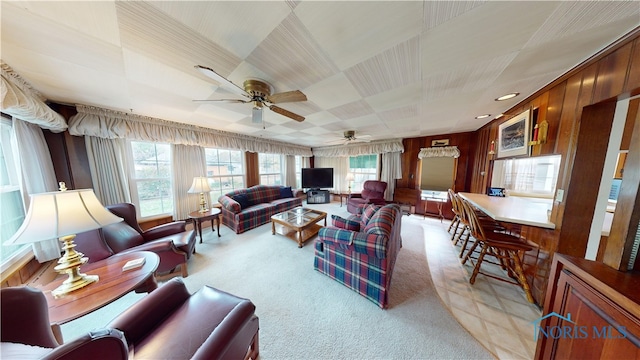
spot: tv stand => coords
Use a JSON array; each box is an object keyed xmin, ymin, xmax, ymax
[{"xmin": 307, "ymin": 189, "xmax": 330, "ymax": 204}]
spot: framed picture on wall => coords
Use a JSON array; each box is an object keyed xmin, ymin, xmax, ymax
[{"xmin": 497, "ymin": 109, "xmax": 530, "ymax": 158}]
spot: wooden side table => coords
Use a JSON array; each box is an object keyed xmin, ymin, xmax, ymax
[{"xmin": 189, "ymin": 206, "xmax": 222, "ymax": 243}]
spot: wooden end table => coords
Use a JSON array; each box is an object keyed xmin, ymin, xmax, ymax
[
  {"xmin": 37, "ymin": 251, "xmax": 159, "ymax": 343},
  {"xmin": 271, "ymin": 207, "xmax": 327, "ymax": 247},
  {"xmin": 189, "ymin": 206, "xmax": 222, "ymax": 243}
]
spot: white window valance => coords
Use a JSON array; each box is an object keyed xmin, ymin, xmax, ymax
[
  {"xmin": 312, "ymin": 139, "xmax": 404, "ymax": 157},
  {"xmin": 1, "ymin": 61, "xmax": 67, "ymax": 132},
  {"xmin": 69, "ymin": 105, "xmax": 313, "ymax": 157},
  {"xmin": 418, "ymin": 146, "xmax": 460, "ymax": 158}
]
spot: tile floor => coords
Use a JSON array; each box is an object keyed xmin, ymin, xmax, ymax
[{"xmin": 415, "ymin": 215, "xmax": 542, "ymax": 360}]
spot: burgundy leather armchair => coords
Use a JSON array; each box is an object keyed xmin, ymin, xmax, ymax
[
  {"xmin": 347, "ymin": 180, "xmax": 388, "ymax": 214},
  {"xmin": 74, "ymin": 202, "xmax": 196, "ymax": 277},
  {"xmin": 108, "ymin": 277, "xmax": 260, "ymax": 360},
  {"xmin": 0, "ymin": 286, "xmax": 128, "ymax": 360}
]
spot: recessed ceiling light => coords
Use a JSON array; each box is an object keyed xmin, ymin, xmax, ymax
[
  {"xmin": 494, "ymin": 114, "xmax": 504, "ymax": 119},
  {"xmin": 475, "ymin": 114, "xmax": 491, "ymax": 119},
  {"xmin": 495, "ymin": 92, "xmax": 519, "ymax": 101}
]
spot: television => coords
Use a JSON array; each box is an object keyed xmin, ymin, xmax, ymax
[{"xmin": 302, "ymin": 168, "xmax": 334, "ymax": 189}]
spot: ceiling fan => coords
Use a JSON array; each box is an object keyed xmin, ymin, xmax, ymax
[
  {"xmin": 194, "ymin": 65, "xmax": 307, "ymax": 123},
  {"xmin": 326, "ymin": 130, "xmax": 372, "ymax": 145}
]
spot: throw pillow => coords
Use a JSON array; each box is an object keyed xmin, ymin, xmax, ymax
[
  {"xmin": 331, "ymin": 214, "xmax": 361, "ymax": 231},
  {"xmin": 361, "ymin": 204, "xmax": 381, "ymax": 227},
  {"xmin": 231, "ymin": 194, "xmax": 250, "ymax": 210},
  {"xmin": 279, "ymin": 186, "xmax": 294, "ymax": 199}
]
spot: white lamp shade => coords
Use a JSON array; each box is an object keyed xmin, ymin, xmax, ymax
[
  {"xmin": 345, "ymin": 172, "xmax": 355, "ymax": 181},
  {"xmin": 188, "ymin": 177, "xmax": 211, "ymax": 193},
  {"xmin": 4, "ymin": 189, "xmax": 122, "ymax": 245}
]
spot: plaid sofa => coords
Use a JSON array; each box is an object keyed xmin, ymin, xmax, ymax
[
  {"xmin": 314, "ymin": 203, "xmax": 402, "ymax": 309},
  {"xmin": 218, "ymin": 185, "xmax": 302, "ymax": 234}
]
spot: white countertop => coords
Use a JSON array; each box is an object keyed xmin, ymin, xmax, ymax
[{"xmin": 458, "ymin": 192, "xmax": 556, "ymax": 229}]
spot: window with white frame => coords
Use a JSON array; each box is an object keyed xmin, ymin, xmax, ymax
[
  {"xmin": 491, "ymin": 155, "xmax": 561, "ymax": 198},
  {"xmin": 349, "ymin": 154, "xmax": 378, "ymax": 192},
  {"xmin": 129, "ymin": 141, "xmax": 173, "ymax": 218},
  {"xmin": 0, "ymin": 117, "xmax": 27, "ymax": 264},
  {"xmin": 205, "ymin": 148, "xmax": 245, "ymax": 203},
  {"xmin": 259, "ymin": 153, "xmax": 283, "ymax": 185}
]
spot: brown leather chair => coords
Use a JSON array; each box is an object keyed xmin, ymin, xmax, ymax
[
  {"xmin": 108, "ymin": 277, "xmax": 260, "ymax": 360},
  {"xmin": 347, "ymin": 180, "xmax": 387, "ymax": 214},
  {"xmin": 0, "ymin": 286, "xmax": 128, "ymax": 360},
  {"xmin": 74, "ymin": 202, "xmax": 196, "ymax": 277}
]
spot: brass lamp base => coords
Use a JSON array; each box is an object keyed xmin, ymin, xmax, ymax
[
  {"xmin": 52, "ymin": 234, "xmax": 99, "ymax": 298},
  {"xmin": 198, "ymin": 192, "xmax": 208, "ymax": 213}
]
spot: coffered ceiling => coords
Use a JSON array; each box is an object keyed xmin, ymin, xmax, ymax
[{"xmin": 2, "ymin": 1, "xmax": 639, "ymax": 147}]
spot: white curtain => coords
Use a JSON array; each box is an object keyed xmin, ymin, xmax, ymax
[
  {"xmin": 380, "ymin": 151, "xmax": 403, "ymax": 201},
  {"xmin": 172, "ymin": 144, "xmax": 206, "ymax": 220},
  {"xmin": 418, "ymin": 146, "xmax": 460, "ymax": 159},
  {"xmin": 312, "ymin": 139, "xmax": 404, "ymax": 157},
  {"xmin": 69, "ymin": 105, "xmax": 312, "ymax": 157},
  {"xmin": 284, "ymin": 155, "xmax": 297, "ymax": 188},
  {"xmin": 85, "ymin": 136, "xmax": 131, "ymax": 206},
  {"xmin": 314, "ymin": 157, "xmax": 349, "ymax": 192},
  {"xmin": 1, "ymin": 62, "xmax": 67, "ymax": 132},
  {"xmin": 11, "ymin": 119, "xmax": 61, "ymax": 261}
]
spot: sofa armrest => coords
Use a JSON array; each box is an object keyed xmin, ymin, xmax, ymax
[
  {"xmin": 318, "ymin": 227, "xmax": 387, "ymax": 258},
  {"xmin": 142, "ymin": 221, "xmax": 187, "ymax": 241},
  {"xmin": 218, "ymin": 195, "xmax": 241, "ymax": 213},
  {"xmin": 43, "ymin": 328, "xmax": 128, "ymax": 360},
  {"xmin": 107, "ymin": 278, "xmax": 191, "ymax": 345}
]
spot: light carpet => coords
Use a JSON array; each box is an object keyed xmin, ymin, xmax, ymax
[{"xmin": 61, "ymin": 202, "xmax": 492, "ymax": 359}]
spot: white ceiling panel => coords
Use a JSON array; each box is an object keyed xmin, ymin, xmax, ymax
[{"xmin": 2, "ymin": 1, "xmax": 637, "ymax": 147}]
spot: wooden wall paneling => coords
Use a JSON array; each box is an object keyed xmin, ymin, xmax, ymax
[
  {"xmin": 245, "ymin": 152, "xmax": 259, "ymax": 187},
  {"xmin": 625, "ymin": 39, "xmax": 640, "ymax": 94},
  {"xmin": 593, "ymin": 42, "xmax": 633, "ymax": 103},
  {"xmin": 400, "ymin": 137, "xmax": 422, "ymax": 189},
  {"xmin": 64, "ymin": 132, "xmax": 93, "ymax": 189},
  {"xmin": 621, "ymin": 98, "xmax": 640, "ymax": 150},
  {"xmin": 558, "ymin": 100, "xmax": 617, "ymax": 258},
  {"xmin": 603, "ymin": 102, "xmax": 640, "ymax": 270},
  {"xmin": 43, "ymin": 130, "xmax": 73, "ymax": 187},
  {"xmin": 540, "ymin": 83, "xmax": 565, "ymax": 156}
]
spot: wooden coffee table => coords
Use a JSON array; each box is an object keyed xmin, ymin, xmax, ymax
[
  {"xmin": 38, "ymin": 251, "xmax": 159, "ymax": 342},
  {"xmin": 271, "ymin": 207, "xmax": 327, "ymax": 247}
]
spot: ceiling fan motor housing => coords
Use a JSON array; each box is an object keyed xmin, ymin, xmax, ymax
[
  {"xmin": 243, "ymin": 79, "xmax": 271, "ymax": 100},
  {"xmin": 344, "ymin": 130, "xmax": 356, "ymax": 140}
]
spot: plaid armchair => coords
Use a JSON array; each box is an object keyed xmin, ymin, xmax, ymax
[{"xmin": 313, "ymin": 203, "xmax": 402, "ymax": 308}]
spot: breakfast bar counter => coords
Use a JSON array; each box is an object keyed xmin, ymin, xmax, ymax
[{"xmin": 458, "ymin": 192, "xmax": 555, "ymax": 229}]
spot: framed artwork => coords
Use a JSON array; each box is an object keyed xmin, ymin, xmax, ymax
[{"xmin": 497, "ymin": 109, "xmax": 530, "ymax": 158}]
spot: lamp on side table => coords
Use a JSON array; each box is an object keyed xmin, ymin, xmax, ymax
[
  {"xmin": 188, "ymin": 177, "xmax": 212, "ymax": 213},
  {"xmin": 3, "ymin": 186, "xmax": 123, "ymax": 298}
]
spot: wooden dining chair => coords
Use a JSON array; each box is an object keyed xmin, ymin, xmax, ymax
[
  {"xmin": 447, "ymin": 189, "xmax": 463, "ymax": 241},
  {"xmin": 458, "ymin": 198, "xmax": 535, "ymax": 303}
]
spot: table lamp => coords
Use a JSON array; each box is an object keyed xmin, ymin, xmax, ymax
[
  {"xmin": 188, "ymin": 177, "xmax": 211, "ymax": 213},
  {"xmin": 4, "ymin": 186, "xmax": 122, "ymax": 298},
  {"xmin": 345, "ymin": 172, "xmax": 355, "ymax": 195}
]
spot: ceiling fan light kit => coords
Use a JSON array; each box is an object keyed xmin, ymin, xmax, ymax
[{"xmin": 194, "ymin": 65, "xmax": 307, "ymax": 123}]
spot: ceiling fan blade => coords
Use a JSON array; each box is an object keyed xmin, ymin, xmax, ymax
[
  {"xmin": 192, "ymin": 99, "xmax": 249, "ymax": 103},
  {"xmin": 194, "ymin": 65, "xmax": 249, "ymax": 98},
  {"xmin": 268, "ymin": 105, "xmax": 304, "ymax": 122},
  {"xmin": 266, "ymin": 90, "xmax": 307, "ymax": 104}
]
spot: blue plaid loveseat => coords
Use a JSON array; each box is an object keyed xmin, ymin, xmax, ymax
[
  {"xmin": 314, "ymin": 203, "xmax": 402, "ymax": 308},
  {"xmin": 218, "ymin": 185, "xmax": 302, "ymax": 234}
]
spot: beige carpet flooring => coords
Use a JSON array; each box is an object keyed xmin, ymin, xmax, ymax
[{"xmin": 60, "ymin": 202, "xmax": 493, "ymax": 359}]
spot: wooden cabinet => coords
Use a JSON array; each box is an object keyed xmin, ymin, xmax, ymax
[{"xmin": 535, "ymin": 254, "xmax": 640, "ymax": 359}]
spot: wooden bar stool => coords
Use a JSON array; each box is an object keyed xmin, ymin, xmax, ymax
[{"xmin": 459, "ymin": 198, "xmax": 535, "ymax": 303}]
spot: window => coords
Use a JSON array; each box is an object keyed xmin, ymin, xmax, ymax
[
  {"xmin": 205, "ymin": 148, "xmax": 245, "ymax": 202},
  {"xmin": 349, "ymin": 154, "xmax": 378, "ymax": 192},
  {"xmin": 491, "ymin": 155, "xmax": 561, "ymax": 198},
  {"xmin": 259, "ymin": 153, "xmax": 283, "ymax": 185},
  {"xmin": 0, "ymin": 117, "xmax": 27, "ymax": 264},
  {"xmin": 129, "ymin": 141, "xmax": 173, "ymax": 218}
]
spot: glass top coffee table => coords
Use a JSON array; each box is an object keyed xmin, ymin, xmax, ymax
[{"xmin": 271, "ymin": 207, "xmax": 327, "ymax": 248}]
